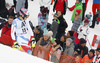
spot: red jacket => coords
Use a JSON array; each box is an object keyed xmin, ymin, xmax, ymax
[
  {"xmin": 54, "ymin": 0, "xmax": 66, "ymax": 15},
  {"xmin": 0, "ymin": 23, "xmax": 13, "ymax": 46}
]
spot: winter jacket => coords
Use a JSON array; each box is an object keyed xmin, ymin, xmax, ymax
[
  {"xmin": 77, "ymin": 25, "xmax": 89, "ymax": 40},
  {"xmin": 93, "ymin": 0, "xmax": 100, "ymax": 4},
  {"xmin": 96, "ymin": 9, "xmax": 100, "ymax": 17},
  {"xmin": 0, "ymin": 23, "xmax": 13, "ymax": 46},
  {"xmin": 51, "ymin": 45, "xmax": 63, "ymax": 63},
  {"xmin": 36, "ymin": 37, "xmax": 53, "ymax": 47},
  {"xmin": 57, "ymin": 15, "xmax": 68, "ymax": 33},
  {"xmin": 34, "ymin": 37, "xmax": 53, "ymax": 60},
  {"xmin": 1, "ymin": 23, "xmax": 11, "ymax": 36},
  {"xmin": 39, "ymin": 0, "xmax": 51, "ymax": 8},
  {"xmin": 71, "ymin": 3, "xmax": 83, "ymax": 22},
  {"xmin": 64, "ymin": 43, "xmax": 74, "ymax": 56},
  {"xmin": 34, "ymin": 30, "xmax": 43, "ymax": 43},
  {"xmin": 53, "ymin": 0, "xmax": 66, "ymax": 15},
  {"xmin": 75, "ymin": 43, "xmax": 88, "ymax": 58},
  {"xmin": 93, "ymin": 55, "xmax": 100, "ymax": 63},
  {"xmin": 71, "ymin": 16, "xmax": 81, "ymax": 32},
  {"xmin": 16, "ymin": 0, "xmax": 26, "ymax": 13},
  {"xmin": 0, "ymin": 0, "xmax": 6, "ymax": 10},
  {"xmin": 38, "ymin": 13, "xmax": 48, "ymax": 30},
  {"xmin": 82, "ymin": 54, "xmax": 94, "ymax": 63},
  {"xmin": 51, "ymin": 19, "xmax": 60, "ymax": 38}
]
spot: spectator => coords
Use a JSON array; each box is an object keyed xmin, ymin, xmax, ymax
[
  {"xmin": 82, "ymin": 49, "xmax": 95, "ymax": 63},
  {"xmin": 51, "ymin": 40, "xmax": 63, "ymax": 63},
  {"xmin": 71, "ymin": 9, "xmax": 81, "ymax": 32},
  {"xmin": 56, "ymin": 11, "xmax": 68, "ymax": 40},
  {"xmin": 34, "ymin": 26, "xmax": 43, "ymax": 43},
  {"xmin": 0, "ymin": 16, "xmax": 14, "ymax": 46},
  {"xmin": 90, "ymin": 9, "xmax": 100, "ymax": 28},
  {"xmin": 71, "ymin": 0, "xmax": 83, "ymax": 22},
  {"xmin": 39, "ymin": 0, "xmax": 51, "ymax": 13},
  {"xmin": 92, "ymin": 0, "xmax": 100, "ymax": 22},
  {"xmin": 78, "ymin": 19, "xmax": 89, "ymax": 41},
  {"xmin": 34, "ymin": 32, "xmax": 53, "ymax": 59},
  {"xmin": 38, "ymin": 8, "xmax": 49, "ymax": 34},
  {"xmin": 53, "ymin": 0, "xmax": 66, "ymax": 15},
  {"xmin": 75, "ymin": 38, "xmax": 88, "ymax": 58},
  {"xmin": 81, "ymin": 13, "xmax": 92, "ymax": 26},
  {"xmin": 66, "ymin": 31, "xmax": 75, "ymax": 45},
  {"xmin": 64, "ymin": 38, "xmax": 74, "ymax": 56},
  {"xmin": 50, "ymin": 13, "xmax": 60, "ymax": 42},
  {"xmin": 93, "ymin": 48, "xmax": 100, "ymax": 63}
]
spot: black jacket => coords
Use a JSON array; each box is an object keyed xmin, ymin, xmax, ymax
[
  {"xmin": 57, "ymin": 15, "xmax": 68, "ymax": 33},
  {"xmin": 0, "ymin": 0, "xmax": 6, "ymax": 10},
  {"xmin": 74, "ymin": 43, "xmax": 88, "ymax": 58},
  {"xmin": 34, "ymin": 30, "xmax": 43, "ymax": 43}
]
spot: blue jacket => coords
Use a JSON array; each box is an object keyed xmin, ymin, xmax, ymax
[{"xmin": 93, "ymin": 0, "xmax": 100, "ymax": 4}]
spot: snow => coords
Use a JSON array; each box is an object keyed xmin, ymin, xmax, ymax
[
  {"xmin": 0, "ymin": 0, "xmax": 100, "ymax": 63},
  {"xmin": 0, "ymin": 44, "xmax": 53, "ymax": 63}
]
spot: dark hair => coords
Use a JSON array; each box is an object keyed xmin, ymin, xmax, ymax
[
  {"xmin": 61, "ymin": 35, "xmax": 67, "ymax": 42},
  {"xmin": 8, "ymin": 16, "xmax": 14, "ymax": 19}
]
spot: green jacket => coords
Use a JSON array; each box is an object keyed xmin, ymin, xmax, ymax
[{"xmin": 71, "ymin": 3, "xmax": 83, "ymax": 22}]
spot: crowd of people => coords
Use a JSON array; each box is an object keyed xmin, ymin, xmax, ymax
[{"xmin": 0, "ymin": 0, "xmax": 100, "ymax": 63}]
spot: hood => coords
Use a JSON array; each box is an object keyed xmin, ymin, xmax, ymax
[
  {"xmin": 75, "ymin": 2, "xmax": 83, "ymax": 7},
  {"xmin": 66, "ymin": 43, "xmax": 74, "ymax": 48}
]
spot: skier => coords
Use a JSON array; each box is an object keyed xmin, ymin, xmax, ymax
[{"xmin": 11, "ymin": 8, "xmax": 35, "ymax": 48}]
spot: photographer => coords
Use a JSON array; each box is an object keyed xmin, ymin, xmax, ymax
[{"xmin": 0, "ymin": 16, "xmax": 14, "ymax": 46}]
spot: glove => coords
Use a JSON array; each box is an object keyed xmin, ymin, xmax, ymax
[{"xmin": 28, "ymin": 36, "xmax": 35, "ymax": 46}]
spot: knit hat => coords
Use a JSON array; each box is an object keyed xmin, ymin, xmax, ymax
[
  {"xmin": 42, "ymin": 8, "xmax": 48, "ymax": 13},
  {"xmin": 48, "ymin": 31, "xmax": 53, "ymax": 37},
  {"xmin": 84, "ymin": 19, "xmax": 89, "ymax": 23},
  {"xmin": 54, "ymin": 13, "xmax": 58, "ymax": 17},
  {"xmin": 78, "ymin": 0, "xmax": 82, "ymax": 2},
  {"xmin": 68, "ymin": 31, "xmax": 74, "ymax": 36},
  {"xmin": 96, "ymin": 48, "xmax": 100, "ymax": 52},
  {"xmin": 76, "ymin": 9, "xmax": 81, "ymax": 14},
  {"xmin": 55, "ymin": 40, "xmax": 61, "ymax": 45},
  {"xmin": 36, "ymin": 26, "xmax": 41, "ymax": 31},
  {"xmin": 80, "ymin": 38, "xmax": 86, "ymax": 44},
  {"xmin": 86, "ymin": 14, "xmax": 92, "ymax": 19},
  {"xmin": 89, "ymin": 49, "xmax": 95, "ymax": 55},
  {"xmin": 44, "ymin": 33, "xmax": 50, "ymax": 37},
  {"xmin": 66, "ymin": 38, "xmax": 73, "ymax": 43}
]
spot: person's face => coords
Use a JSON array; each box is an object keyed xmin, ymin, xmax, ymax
[
  {"xmin": 84, "ymin": 22, "xmax": 89, "ymax": 26},
  {"xmin": 43, "ymin": 13, "xmax": 46, "ymax": 15},
  {"xmin": 67, "ymin": 32, "xmax": 71, "ymax": 37},
  {"xmin": 76, "ymin": 0, "xmax": 80, "ymax": 3},
  {"xmin": 66, "ymin": 41, "xmax": 71, "ymax": 46},
  {"xmin": 53, "ymin": 41, "xmax": 57, "ymax": 45},
  {"xmin": 80, "ymin": 43, "xmax": 86, "ymax": 47},
  {"xmin": 85, "ymin": 16, "xmax": 87, "ymax": 19},
  {"xmin": 96, "ymin": 51, "xmax": 100, "ymax": 56},
  {"xmin": 60, "ymin": 36, "xmax": 65, "ymax": 42},
  {"xmin": 34, "ymin": 28, "xmax": 40, "ymax": 34},
  {"xmin": 74, "ymin": 51, "xmax": 78, "ymax": 55},
  {"xmin": 75, "ymin": 12, "xmax": 78, "ymax": 16},
  {"xmin": 89, "ymin": 52, "xmax": 93, "ymax": 58},
  {"xmin": 8, "ymin": 18, "xmax": 13, "ymax": 25},
  {"xmin": 44, "ymin": 35, "xmax": 49, "ymax": 41},
  {"xmin": 54, "ymin": 16, "xmax": 57, "ymax": 20},
  {"xmin": 57, "ymin": 11, "xmax": 62, "ymax": 17}
]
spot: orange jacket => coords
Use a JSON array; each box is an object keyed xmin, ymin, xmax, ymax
[{"xmin": 82, "ymin": 55, "xmax": 94, "ymax": 63}]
